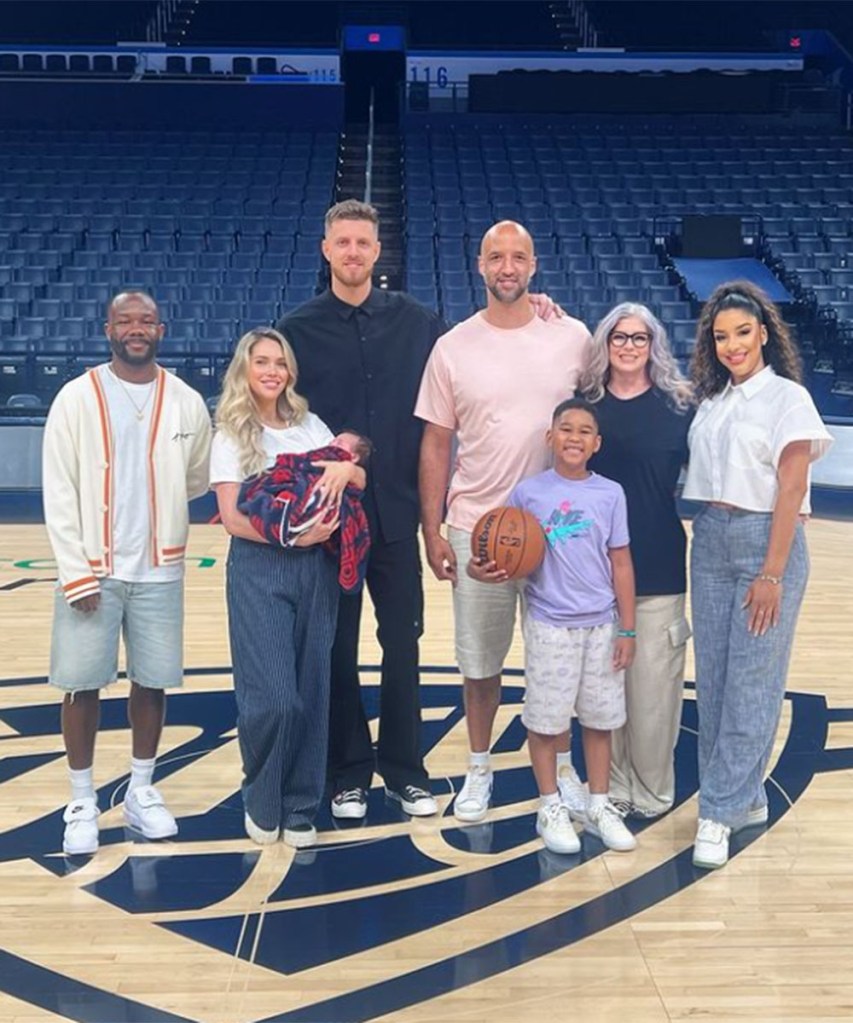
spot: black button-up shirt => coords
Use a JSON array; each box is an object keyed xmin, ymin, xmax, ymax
[{"xmin": 277, "ymin": 288, "xmax": 447, "ymax": 544}]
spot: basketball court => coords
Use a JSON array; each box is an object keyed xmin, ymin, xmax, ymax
[{"xmin": 1, "ymin": 516, "xmax": 852, "ymax": 1023}]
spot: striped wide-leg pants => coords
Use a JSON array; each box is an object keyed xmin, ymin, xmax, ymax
[{"xmin": 226, "ymin": 538, "xmax": 339, "ymax": 831}]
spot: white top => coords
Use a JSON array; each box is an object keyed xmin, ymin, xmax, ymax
[
  {"xmin": 98, "ymin": 366, "xmax": 183, "ymax": 583},
  {"xmin": 683, "ymin": 366, "xmax": 833, "ymax": 514},
  {"xmin": 209, "ymin": 412, "xmax": 334, "ymax": 484}
]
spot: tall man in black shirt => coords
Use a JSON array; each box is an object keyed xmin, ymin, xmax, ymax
[{"xmin": 276, "ymin": 200, "xmax": 444, "ymax": 820}]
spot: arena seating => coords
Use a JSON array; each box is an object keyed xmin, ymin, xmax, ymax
[
  {"xmin": 5, "ymin": 114, "xmax": 853, "ymax": 408},
  {"xmin": 0, "ymin": 128, "xmax": 337, "ymax": 405},
  {"xmin": 404, "ymin": 118, "xmax": 853, "ymax": 367}
]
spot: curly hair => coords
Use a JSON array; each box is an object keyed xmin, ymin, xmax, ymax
[
  {"xmin": 690, "ymin": 280, "xmax": 802, "ymax": 400},
  {"xmin": 215, "ymin": 328, "xmax": 309, "ymax": 478},
  {"xmin": 579, "ymin": 302, "xmax": 693, "ymax": 410}
]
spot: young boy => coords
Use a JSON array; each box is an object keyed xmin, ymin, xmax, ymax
[{"xmin": 469, "ymin": 398, "xmax": 637, "ymax": 854}]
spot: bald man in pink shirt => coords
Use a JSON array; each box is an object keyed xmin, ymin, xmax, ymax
[{"xmin": 416, "ymin": 220, "xmax": 591, "ymax": 824}]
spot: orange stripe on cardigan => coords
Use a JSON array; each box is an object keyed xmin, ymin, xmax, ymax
[
  {"xmin": 87, "ymin": 370, "xmax": 113, "ymax": 572},
  {"xmin": 147, "ymin": 369, "xmax": 167, "ymax": 568}
]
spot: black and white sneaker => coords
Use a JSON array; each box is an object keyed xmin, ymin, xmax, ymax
[
  {"xmin": 331, "ymin": 787, "xmax": 368, "ymax": 820},
  {"xmin": 385, "ymin": 784, "xmax": 438, "ymax": 817}
]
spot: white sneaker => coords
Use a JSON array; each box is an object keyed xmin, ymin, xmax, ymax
[
  {"xmin": 733, "ymin": 805, "xmax": 769, "ymax": 833},
  {"xmin": 536, "ymin": 802, "xmax": 581, "ymax": 854},
  {"xmin": 693, "ymin": 818, "xmax": 731, "ymax": 868},
  {"xmin": 453, "ymin": 766, "xmax": 493, "ymax": 822},
  {"xmin": 244, "ymin": 813, "xmax": 278, "ymax": 845},
  {"xmin": 557, "ymin": 764, "xmax": 588, "ymax": 821},
  {"xmin": 62, "ymin": 797, "xmax": 100, "ymax": 855},
  {"xmin": 123, "ymin": 785, "xmax": 178, "ymax": 840},
  {"xmin": 585, "ymin": 800, "xmax": 637, "ymax": 851},
  {"xmin": 283, "ymin": 822, "xmax": 317, "ymax": 849}
]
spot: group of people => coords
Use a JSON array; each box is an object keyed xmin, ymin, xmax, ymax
[{"xmin": 43, "ymin": 198, "xmax": 831, "ymax": 872}]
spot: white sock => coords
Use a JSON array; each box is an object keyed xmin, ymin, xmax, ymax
[
  {"xmin": 589, "ymin": 792, "xmax": 608, "ymax": 811},
  {"xmin": 469, "ymin": 751, "xmax": 491, "ymax": 771},
  {"xmin": 128, "ymin": 756, "xmax": 156, "ymax": 792},
  {"xmin": 539, "ymin": 791, "xmax": 560, "ymax": 808},
  {"xmin": 556, "ymin": 752, "xmax": 579, "ymax": 780},
  {"xmin": 68, "ymin": 765, "xmax": 95, "ymax": 802}
]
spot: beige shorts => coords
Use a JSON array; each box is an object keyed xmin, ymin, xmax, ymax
[
  {"xmin": 522, "ymin": 616, "xmax": 626, "ymax": 735},
  {"xmin": 448, "ymin": 526, "xmax": 523, "ymax": 680}
]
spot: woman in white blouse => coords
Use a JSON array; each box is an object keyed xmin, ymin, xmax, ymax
[
  {"xmin": 210, "ymin": 328, "xmax": 364, "ymax": 849},
  {"xmin": 683, "ymin": 281, "xmax": 832, "ymax": 870}
]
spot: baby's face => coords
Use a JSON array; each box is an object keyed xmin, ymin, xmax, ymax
[{"xmin": 332, "ymin": 432, "xmax": 362, "ymax": 461}]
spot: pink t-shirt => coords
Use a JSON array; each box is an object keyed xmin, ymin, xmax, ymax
[{"xmin": 415, "ymin": 310, "xmax": 591, "ymax": 532}]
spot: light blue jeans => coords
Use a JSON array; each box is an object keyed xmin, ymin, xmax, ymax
[
  {"xmin": 49, "ymin": 577, "xmax": 185, "ymax": 693},
  {"xmin": 690, "ymin": 505, "xmax": 809, "ymax": 826}
]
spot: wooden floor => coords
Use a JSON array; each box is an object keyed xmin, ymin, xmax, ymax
[{"xmin": 1, "ymin": 518, "xmax": 853, "ymax": 1023}]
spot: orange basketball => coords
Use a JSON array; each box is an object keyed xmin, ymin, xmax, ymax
[{"xmin": 470, "ymin": 506, "xmax": 546, "ymax": 579}]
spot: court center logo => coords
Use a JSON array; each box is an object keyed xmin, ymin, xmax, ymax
[{"xmin": 0, "ymin": 667, "xmax": 843, "ymax": 1023}]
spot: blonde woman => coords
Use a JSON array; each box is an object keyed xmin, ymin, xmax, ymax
[{"xmin": 210, "ymin": 328, "xmax": 365, "ymax": 848}]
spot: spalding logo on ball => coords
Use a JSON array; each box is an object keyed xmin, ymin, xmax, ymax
[{"xmin": 471, "ymin": 506, "xmax": 546, "ymax": 578}]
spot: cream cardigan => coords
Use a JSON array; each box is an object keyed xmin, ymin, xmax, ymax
[{"xmin": 43, "ymin": 366, "xmax": 211, "ymax": 603}]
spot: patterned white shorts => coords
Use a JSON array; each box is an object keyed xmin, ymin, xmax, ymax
[{"xmin": 522, "ymin": 616, "xmax": 626, "ymax": 735}]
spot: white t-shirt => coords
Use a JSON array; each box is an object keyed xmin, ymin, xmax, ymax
[
  {"xmin": 414, "ymin": 310, "xmax": 591, "ymax": 532},
  {"xmin": 209, "ymin": 412, "xmax": 334, "ymax": 484},
  {"xmin": 683, "ymin": 366, "xmax": 833, "ymax": 514},
  {"xmin": 98, "ymin": 365, "xmax": 183, "ymax": 583}
]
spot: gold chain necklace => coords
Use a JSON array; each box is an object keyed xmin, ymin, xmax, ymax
[{"xmin": 109, "ymin": 367, "xmax": 155, "ymax": 422}]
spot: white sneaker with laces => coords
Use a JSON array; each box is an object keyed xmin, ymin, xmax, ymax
[
  {"xmin": 536, "ymin": 802, "xmax": 581, "ymax": 854},
  {"xmin": 453, "ymin": 766, "xmax": 493, "ymax": 822},
  {"xmin": 693, "ymin": 818, "xmax": 731, "ymax": 868},
  {"xmin": 385, "ymin": 785, "xmax": 438, "ymax": 817},
  {"xmin": 557, "ymin": 765, "xmax": 589, "ymax": 821},
  {"xmin": 331, "ymin": 787, "xmax": 368, "ymax": 820},
  {"xmin": 62, "ymin": 797, "xmax": 100, "ymax": 855},
  {"xmin": 123, "ymin": 785, "xmax": 178, "ymax": 840},
  {"xmin": 585, "ymin": 800, "xmax": 637, "ymax": 851}
]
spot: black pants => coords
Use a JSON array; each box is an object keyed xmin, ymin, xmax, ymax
[{"xmin": 327, "ymin": 534, "xmax": 428, "ymax": 793}]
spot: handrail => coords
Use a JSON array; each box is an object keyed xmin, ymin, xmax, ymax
[{"xmin": 364, "ymin": 85, "xmax": 375, "ymax": 202}]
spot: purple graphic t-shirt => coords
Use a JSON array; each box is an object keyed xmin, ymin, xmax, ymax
[{"xmin": 509, "ymin": 469, "xmax": 630, "ymax": 628}]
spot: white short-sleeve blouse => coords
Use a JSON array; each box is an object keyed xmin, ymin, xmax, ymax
[
  {"xmin": 683, "ymin": 366, "xmax": 833, "ymax": 514},
  {"xmin": 209, "ymin": 412, "xmax": 334, "ymax": 485}
]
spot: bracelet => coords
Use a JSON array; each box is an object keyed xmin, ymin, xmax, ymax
[
  {"xmin": 757, "ymin": 573, "xmax": 783, "ymax": 585},
  {"xmin": 617, "ymin": 628, "xmax": 637, "ymax": 638}
]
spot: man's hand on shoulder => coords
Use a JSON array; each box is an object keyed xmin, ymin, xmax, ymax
[{"xmin": 529, "ymin": 293, "xmax": 567, "ymax": 321}]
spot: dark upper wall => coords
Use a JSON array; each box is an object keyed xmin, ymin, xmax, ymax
[
  {"xmin": 174, "ymin": 1, "xmax": 562, "ymax": 50},
  {"xmin": 0, "ymin": 1, "xmax": 156, "ymax": 44},
  {"xmin": 4, "ymin": 1, "xmax": 852, "ymax": 55},
  {"xmin": 587, "ymin": 1, "xmax": 853, "ymax": 52}
]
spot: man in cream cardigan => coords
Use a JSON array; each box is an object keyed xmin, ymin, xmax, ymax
[{"xmin": 42, "ymin": 291, "xmax": 211, "ymax": 856}]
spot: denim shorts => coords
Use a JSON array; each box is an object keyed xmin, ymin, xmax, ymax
[{"xmin": 49, "ymin": 577, "xmax": 185, "ymax": 693}]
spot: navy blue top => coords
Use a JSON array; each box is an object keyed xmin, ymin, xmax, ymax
[
  {"xmin": 588, "ymin": 386, "xmax": 694, "ymax": 596},
  {"xmin": 278, "ymin": 287, "xmax": 447, "ymax": 544}
]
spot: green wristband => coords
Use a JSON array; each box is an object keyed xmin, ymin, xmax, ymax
[{"xmin": 617, "ymin": 628, "xmax": 637, "ymax": 638}]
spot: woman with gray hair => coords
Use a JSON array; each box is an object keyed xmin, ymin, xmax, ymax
[{"xmin": 574, "ymin": 302, "xmax": 694, "ymax": 820}]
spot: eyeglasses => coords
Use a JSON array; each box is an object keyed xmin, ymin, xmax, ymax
[{"xmin": 609, "ymin": 331, "xmax": 651, "ymax": 348}]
